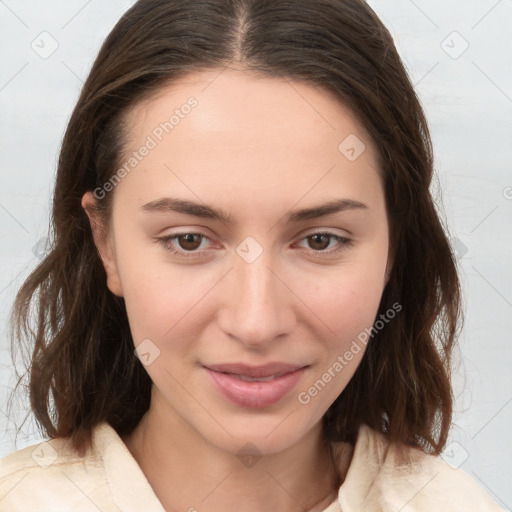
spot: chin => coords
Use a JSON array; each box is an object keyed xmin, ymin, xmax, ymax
[{"xmin": 197, "ymin": 407, "xmax": 321, "ymax": 457}]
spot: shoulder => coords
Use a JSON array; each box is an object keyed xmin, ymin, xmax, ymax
[
  {"xmin": 0, "ymin": 424, "xmax": 114, "ymax": 511},
  {"xmin": 335, "ymin": 424, "xmax": 505, "ymax": 512}
]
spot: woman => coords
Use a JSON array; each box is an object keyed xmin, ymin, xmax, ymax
[{"xmin": 0, "ymin": 0, "xmax": 504, "ymax": 510}]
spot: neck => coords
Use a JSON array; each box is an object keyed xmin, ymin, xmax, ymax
[{"xmin": 122, "ymin": 400, "xmax": 341, "ymax": 512}]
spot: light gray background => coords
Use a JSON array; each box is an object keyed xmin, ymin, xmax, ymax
[{"xmin": 1, "ymin": 0, "xmax": 511, "ymax": 508}]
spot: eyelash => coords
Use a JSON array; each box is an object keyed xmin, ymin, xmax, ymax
[{"xmin": 155, "ymin": 231, "xmax": 353, "ymax": 260}]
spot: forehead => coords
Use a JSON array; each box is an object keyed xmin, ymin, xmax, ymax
[
  {"xmin": 124, "ymin": 67, "xmax": 377, "ymax": 161},
  {"xmin": 116, "ymin": 67, "xmax": 383, "ymax": 218}
]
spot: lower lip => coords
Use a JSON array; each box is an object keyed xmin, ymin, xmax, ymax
[{"xmin": 205, "ymin": 367, "xmax": 307, "ymax": 409}]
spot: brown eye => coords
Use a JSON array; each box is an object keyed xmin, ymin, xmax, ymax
[
  {"xmin": 297, "ymin": 231, "xmax": 353, "ymax": 259},
  {"xmin": 155, "ymin": 232, "xmax": 212, "ymax": 259},
  {"xmin": 307, "ymin": 234, "xmax": 332, "ymax": 251},
  {"xmin": 177, "ymin": 233, "xmax": 203, "ymax": 251}
]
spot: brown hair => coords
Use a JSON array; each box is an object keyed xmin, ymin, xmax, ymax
[{"xmin": 9, "ymin": 0, "xmax": 461, "ymax": 457}]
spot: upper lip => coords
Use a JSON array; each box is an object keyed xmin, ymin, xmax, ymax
[{"xmin": 204, "ymin": 362, "xmax": 307, "ymax": 378}]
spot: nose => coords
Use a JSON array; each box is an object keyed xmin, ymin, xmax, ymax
[{"xmin": 217, "ymin": 249, "xmax": 295, "ymax": 349}]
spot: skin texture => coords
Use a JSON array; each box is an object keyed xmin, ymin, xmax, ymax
[{"xmin": 82, "ymin": 67, "xmax": 392, "ymax": 511}]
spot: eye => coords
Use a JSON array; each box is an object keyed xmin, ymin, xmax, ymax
[
  {"xmin": 155, "ymin": 230, "xmax": 353, "ymax": 261},
  {"xmin": 155, "ymin": 232, "xmax": 213, "ymax": 259},
  {"xmin": 296, "ymin": 231, "xmax": 353, "ymax": 258}
]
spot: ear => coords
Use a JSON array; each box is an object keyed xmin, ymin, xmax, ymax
[{"xmin": 81, "ymin": 191, "xmax": 124, "ymax": 297}]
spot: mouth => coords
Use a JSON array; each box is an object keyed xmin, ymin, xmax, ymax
[{"xmin": 203, "ymin": 362, "xmax": 309, "ymax": 408}]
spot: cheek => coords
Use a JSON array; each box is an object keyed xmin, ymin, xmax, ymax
[
  {"xmin": 299, "ymin": 265, "xmax": 386, "ymax": 342},
  {"xmin": 293, "ymin": 251, "xmax": 387, "ymax": 399},
  {"xmin": 125, "ymin": 281, "xmax": 209, "ymax": 348},
  {"xmin": 114, "ymin": 239, "xmax": 212, "ymax": 347},
  {"xmin": 294, "ymin": 273, "xmax": 383, "ymax": 420}
]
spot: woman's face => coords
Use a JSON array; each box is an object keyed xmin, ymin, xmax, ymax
[{"xmin": 84, "ymin": 68, "xmax": 391, "ymax": 455}]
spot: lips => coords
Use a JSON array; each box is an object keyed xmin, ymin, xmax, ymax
[{"xmin": 204, "ymin": 362, "xmax": 308, "ymax": 408}]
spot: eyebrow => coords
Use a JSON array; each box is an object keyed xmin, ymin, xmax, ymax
[{"xmin": 141, "ymin": 197, "xmax": 368, "ymax": 224}]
